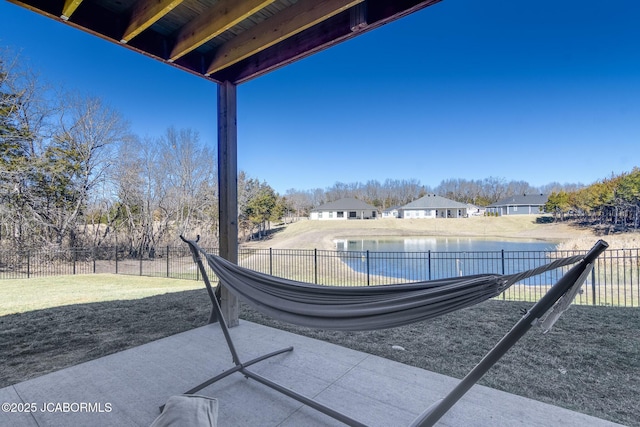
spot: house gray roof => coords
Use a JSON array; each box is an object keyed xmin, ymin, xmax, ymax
[
  {"xmin": 312, "ymin": 198, "xmax": 378, "ymax": 212},
  {"xmin": 487, "ymin": 194, "xmax": 549, "ymax": 207},
  {"xmin": 383, "ymin": 206, "xmax": 401, "ymax": 212},
  {"xmin": 401, "ymin": 194, "xmax": 468, "ymax": 210}
]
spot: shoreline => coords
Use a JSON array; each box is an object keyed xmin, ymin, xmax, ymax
[{"xmin": 242, "ymin": 216, "xmax": 616, "ymax": 252}]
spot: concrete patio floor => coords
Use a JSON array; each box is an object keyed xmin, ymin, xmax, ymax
[{"xmin": 1, "ymin": 320, "xmax": 623, "ymax": 427}]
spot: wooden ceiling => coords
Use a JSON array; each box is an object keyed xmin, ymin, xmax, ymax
[{"xmin": 7, "ymin": 0, "xmax": 442, "ymax": 84}]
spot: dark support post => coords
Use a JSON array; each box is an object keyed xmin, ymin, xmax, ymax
[
  {"xmin": 314, "ymin": 249, "xmax": 318, "ymax": 284},
  {"xmin": 218, "ymin": 81, "xmax": 239, "ymax": 327},
  {"xmin": 501, "ymin": 249, "xmax": 506, "ymax": 300},
  {"xmin": 591, "ymin": 267, "xmax": 596, "ymax": 305},
  {"xmin": 366, "ymin": 250, "xmax": 370, "ymax": 286}
]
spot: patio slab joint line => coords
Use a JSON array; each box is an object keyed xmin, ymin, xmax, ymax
[
  {"xmin": 280, "ymin": 352, "xmax": 374, "ymax": 425},
  {"xmin": 11, "ymin": 384, "xmax": 42, "ymax": 427}
]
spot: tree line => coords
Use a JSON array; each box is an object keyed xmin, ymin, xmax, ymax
[
  {"xmin": 544, "ymin": 168, "xmax": 640, "ymax": 231},
  {"xmin": 0, "ymin": 52, "xmax": 284, "ymax": 255},
  {"xmin": 282, "ymin": 178, "xmax": 582, "ymax": 217}
]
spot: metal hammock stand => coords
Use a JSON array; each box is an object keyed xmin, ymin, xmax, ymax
[{"xmin": 171, "ymin": 236, "xmax": 608, "ymax": 427}]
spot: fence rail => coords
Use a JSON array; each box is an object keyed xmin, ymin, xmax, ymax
[{"xmin": 1, "ymin": 246, "xmax": 638, "ymax": 307}]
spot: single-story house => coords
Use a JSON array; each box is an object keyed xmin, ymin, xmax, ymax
[
  {"xmin": 310, "ymin": 198, "xmax": 378, "ymax": 220},
  {"xmin": 467, "ymin": 204, "xmax": 485, "ymax": 216},
  {"xmin": 399, "ymin": 194, "xmax": 469, "ymax": 219},
  {"xmin": 382, "ymin": 206, "xmax": 401, "ymax": 218},
  {"xmin": 485, "ymin": 194, "xmax": 549, "ymax": 216}
]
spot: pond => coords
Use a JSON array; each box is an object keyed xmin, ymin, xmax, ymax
[
  {"xmin": 335, "ymin": 236, "xmax": 558, "ymax": 252},
  {"xmin": 334, "ymin": 237, "xmax": 562, "ymax": 283}
]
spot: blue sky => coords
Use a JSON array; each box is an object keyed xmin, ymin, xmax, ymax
[{"xmin": 1, "ymin": 0, "xmax": 638, "ymax": 195}]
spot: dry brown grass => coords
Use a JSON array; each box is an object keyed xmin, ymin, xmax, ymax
[
  {"xmin": 250, "ymin": 216, "xmax": 597, "ymax": 252},
  {"xmin": 557, "ymin": 231, "xmax": 640, "ymax": 251}
]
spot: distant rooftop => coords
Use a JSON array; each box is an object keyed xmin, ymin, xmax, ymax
[
  {"xmin": 312, "ymin": 197, "xmax": 377, "ymax": 211},
  {"xmin": 488, "ymin": 194, "xmax": 548, "ymax": 207},
  {"xmin": 402, "ymin": 194, "xmax": 469, "ymax": 209}
]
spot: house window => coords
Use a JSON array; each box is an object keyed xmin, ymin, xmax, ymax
[
  {"xmin": 349, "ymin": 211, "xmax": 357, "ymax": 218},
  {"xmin": 329, "ymin": 212, "xmax": 333, "ymax": 218},
  {"xmin": 337, "ymin": 211, "xmax": 344, "ymax": 218},
  {"xmin": 318, "ymin": 212, "xmax": 323, "ymax": 219}
]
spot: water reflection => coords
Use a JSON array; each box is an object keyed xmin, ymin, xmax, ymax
[
  {"xmin": 335, "ymin": 237, "xmax": 560, "ymax": 283},
  {"xmin": 336, "ymin": 237, "xmax": 557, "ymax": 253}
]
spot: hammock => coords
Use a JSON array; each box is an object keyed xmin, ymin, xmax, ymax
[
  {"xmin": 170, "ymin": 237, "xmax": 608, "ymax": 427},
  {"xmin": 203, "ymin": 250, "xmax": 584, "ymax": 331}
]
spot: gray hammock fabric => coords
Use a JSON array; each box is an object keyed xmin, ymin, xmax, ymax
[{"xmin": 203, "ymin": 251, "xmax": 585, "ymax": 331}]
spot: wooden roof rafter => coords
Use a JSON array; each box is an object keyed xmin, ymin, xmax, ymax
[
  {"xmin": 61, "ymin": 0, "xmax": 82, "ymax": 19},
  {"xmin": 168, "ymin": 0, "xmax": 277, "ymax": 62},
  {"xmin": 7, "ymin": 0, "xmax": 443, "ymax": 84},
  {"xmin": 205, "ymin": 0, "xmax": 363, "ymax": 76},
  {"xmin": 121, "ymin": 0, "xmax": 185, "ymax": 43}
]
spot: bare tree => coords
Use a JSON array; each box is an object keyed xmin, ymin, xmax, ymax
[
  {"xmin": 284, "ymin": 189, "xmax": 315, "ymax": 218},
  {"xmin": 159, "ymin": 127, "xmax": 217, "ymax": 242},
  {"xmin": 114, "ymin": 136, "xmax": 165, "ymax": 256},
  {"xmin": 114, "ymin": 129, "xmax": 217, "ymax": 255}
]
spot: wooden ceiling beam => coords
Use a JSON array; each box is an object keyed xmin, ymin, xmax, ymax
[
  {"xmin": 61, "ymin": 0, "xmax": 83, "ymax": 20},
  {"xmin": 169, "ymin": 0, "xmax": 276, "ymax": 62},
  {"xmin": 205, "ymin": 0, "xmax": 364, "ymax": 76},
  {"xmin": 120, "ymin": 0, "xmax": 184, "ymax": 43}
]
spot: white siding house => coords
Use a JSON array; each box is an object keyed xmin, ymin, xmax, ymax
[
  {"xmin": 399, "ymin": 194, "xmax": 469, "ymax": 219},
  {"xmin": 310, "ymin": 198, "xmax": 378, "ymax": 220},
  {"xmin": 382, "ymin": 206, "xmax": 401, "ymax": 218}
]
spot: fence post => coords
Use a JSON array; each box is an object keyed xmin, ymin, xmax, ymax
[
  {"xmin": 93, "ymin": 247, "xmax": 96, "ymax": 274},
  {"xmin": 139, "ymin": 251, "xmax": 143, "ymax": 276},
  {"xmin": 591, "ymin": 266, "xmax": 596, "ymax": 306},
  {"xmin": 501, "ymin": 249, "xmax": 506, "ymax": 300},
  {"xmin": 428, "ymin": 250, "xmax": 431, "ymax": 280},
  {"xmin": 27, "ymin": 250, "xmax": 30, "ymax": 278},
  {"xmin": 269, "ymin": 248, "xmax": 273, "ymax": 276},
  {"xmin": 314, "ymin": 249, "xmax": 318, "ymax": 284},
  {"xmin": 73, "ymin": 248, "xmax": 77, "ymax": 275},
  {"xmin": 115, "ymin": 246, "xmax": 119, "ymax": 274},
  {"xmin": 166, "ymin": 245, "xmax": 170, "ymax": 278},
  {"xmin": 366, "ymin": 250, "xmax": 370, "ymax": 286}
]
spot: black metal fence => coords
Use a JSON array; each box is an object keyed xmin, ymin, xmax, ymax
[{"xmin": 1, "ymin": 246, "xmax": 638, "ymax": 307}]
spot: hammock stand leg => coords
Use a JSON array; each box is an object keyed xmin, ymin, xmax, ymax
[
  {"xmin": 176, "ymin": 237, "xmax": 367, "ymax": 427},
  {"xmin": 409, "ymin": 240, "xmax": 608, "ymax": 427}
]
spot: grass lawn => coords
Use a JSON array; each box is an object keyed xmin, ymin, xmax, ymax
[
  {"xmin": 0, "ymin": 274, "xmax": 202, "ymax": 316},
  {"xmin": 1, "ymin": 275, "xmax": 638, "ymax": 426}
]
